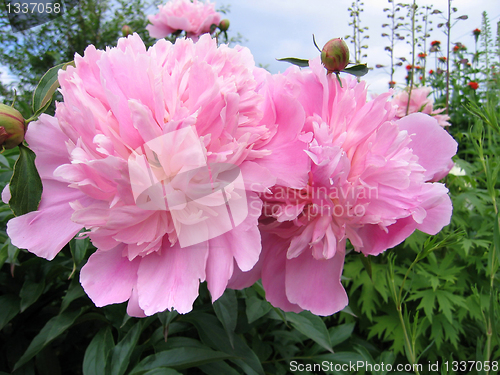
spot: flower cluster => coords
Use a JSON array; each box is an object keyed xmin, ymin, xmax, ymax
[
  {"xmin": 5, "ymin": 34, "xmax": 457, "ymax": 317},
  {"xmin": 147, "ymin": 0, "xmax": 221, "ymax": 41}
]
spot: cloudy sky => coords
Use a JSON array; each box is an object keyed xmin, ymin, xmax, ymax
[
  {"xmin": 1, "ymin": 0, "xmax": 499, "ymax": 95},
  {"xmin": 221, "ymin": 0, "xmax": 500, "ymax": 94}
]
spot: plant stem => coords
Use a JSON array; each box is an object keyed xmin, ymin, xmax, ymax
[
  {"xmin": 406, "ymin": 0, "xmax": 417, "ymax": 116},
  {"xmin": 445, "ymin": 0, "xmax": 451, "ymax": 115}
]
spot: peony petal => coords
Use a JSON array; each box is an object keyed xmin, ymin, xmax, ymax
[
  {"xmin": 285, "ymin": 242, "xmax": 348, "ymax": 316},
  {"xmin": 80, "ymin": 244, "xmax": 140, "ymax": 306},
  {"xmin": 136, "ymin": 239, "xmax": 208, "ymax": 315},
  {"xmin": 396, "ymin": 113, "xmax": 457, "ymax": 182},
  {"xmin": 7, "ymin": 180, "xmax": 86, "ymax": 260},
  {"xmin": 261, "ymin": 234, "xmax": 302, "ymax": 313}
]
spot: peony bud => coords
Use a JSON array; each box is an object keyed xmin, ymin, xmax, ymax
[
  {"xmin": 219, "ymin": 19, "xmax": 230, "ymax": 32},
  {"xmin": 0, "ymin": 104, "xmax": 26, "ymax": 149},
  {"xmin": 321, "ymin": 38, "xmax": 350, "ymax": 74},
  {"xmin": 122, "ymin": 25, "xmax": 133, "ymax": 37}
]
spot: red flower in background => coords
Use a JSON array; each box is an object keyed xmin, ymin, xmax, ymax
[
  {"xmin": 418, "ymin": 52, "xmax": 427, "ymax": 58},
  {"xmin": 468, "ymin": 81, "xmax": 479, "ymax": 90},
  {"xmin": 438, "ymin": 56, "xmax": 447, "ymax": 63},
  {"xmin": 473, "ymin": 28, "xmax": 481, "ymax": 37},
  {"xmin": 431, "ymin": 40, "xmax": 441, "ymax": 46},
  {"xmin": 406, "ymin": 64, "xmax": 413, "ymax": 70},
  {"xmin": 429, "ymin": 69, "xmax": 434, "ymax": 74},
  {"xmin": 453, "ymin": 43, "xmax": 466, "ymax": 52}
]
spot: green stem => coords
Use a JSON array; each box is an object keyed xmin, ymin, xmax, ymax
[{"xmin": 406, "ymin": 0, "xmax": 417, "ymax": 116}]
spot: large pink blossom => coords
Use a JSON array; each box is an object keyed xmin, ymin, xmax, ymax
[
  {"xmin": 5, "ymin": 34, "xmax": 308, "ymax": 316},
  {"xmin": 229, "ymin": 59, "xmax": 457, "ymax": 316},
  {"xmin": 147, "ymin": 0, "xmax": 221, "ymax": 41},
  {"xmin": 392, "ymin": 86, "xmax": 451, "ymax": 127}
]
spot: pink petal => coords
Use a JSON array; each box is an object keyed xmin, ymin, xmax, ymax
[
  {"xmin": 416, "ymin": 183, "xmax": 453, "ymax": 235},
  {"xmin": 7, "ymin": 180, "xmax": 85, "ymax": 260},
  {"xmin": 136, "ymin": 240, "xmax": 208, "ymax": 314},
  {"xmin": 396, "ymin": 113, "xmax": 457, "ymax": 182},
  {"xmin": 285, "ymin": 242, "xmax": 348, "ymax": 316},
  {"xmin": 354, "ymin": 216, "xmax": 417, "ymax": 256},
  {"xmin": 261, "ymin": 234, "xmax": 302, "ymax": 313},
  {"xmin": 80, "ymin": 244, "xmax": 140, "ymax": 306}
]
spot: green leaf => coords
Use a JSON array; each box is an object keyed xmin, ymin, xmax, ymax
[
  {"xmin": 276, "ymin": 57, "xmax": 310, "ymax": 67},
  {"xmin": 109, "ymin": 321, "xmax": 143, "ymax": 375},
  {"xmin": 20, "ymin": 277, "xmax": 45, "ymax": 312},
  {"xmin": 69, "ymin": 236, "xmax": 90, "ymax": 278},
  {"xmin": 9, "ymin": 144, "xmax": 43, "ymax": 216},
  {"xmin": 60, "ymin": 276, "xmax": 86, "ymax": 313},
  {"xmin": 359, "ymin": 253, "xmax": 373, "ymax": 280},
  {"xmin": 245, "ymin": 296, "xmax": 272, "ymax": 324},
  {"xmin": 32, "ymin": 62, "xmax": 74, "ymax": 115},
  {"xmin": 213, "ymin": 289, "xmax": 238, "ymax": 347},
  {"xmin": 329, "ymin": 323, "xmax": 355, "ymax": 347},
  {"xmin": 157, "ymin": 310, "xmax": 178, "ymax": 327},
  {"xmin": 184, "ymin": 312, "xmax": 264, "ymax": 375},
  {"xmin": 0, "ymin": 241, "xmax": 8, "ymax": 269},
  {"xmin": 342, "ymin": 64, "xmax": 369, "ymax": 77},
  {"xmin": 286, "ymin": 311, "xmax": 333, "ymax": 353},
  {"xmin": 13, "ymin": 307, "xmax": 85, "ymax": 371},
  {"xmin": 0, "ymin": 294, "xmax": 20, "ymax": 330},
  {"xmin": 141, "ymin": 369, "xmax": 181, "ymax": 375},
  {"xmin": 83, "ymin": 326, "xmax": 115, "ymax": 375},
  {"xmin": 130, "ymin": 348, "xmax": 230, "ymax": 375},
  {"xmin": 70, "ymin": 236, "xmax": 90, "ymax": 266},
  {"xmin": 198, "ymin": 360, "xmax": 241, "ymax": 375}
]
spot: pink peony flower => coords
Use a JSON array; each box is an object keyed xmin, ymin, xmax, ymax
[
  {"xmin": 228, "ymin": 58, "xmax": 457, "ymax": 316},
  {"xmin": 392, "ymin": 86, "xmax": 451, "ymax": 128},
  {"xmin": 5, "ymin": 34, "xmax": 309, "ymax": 316},
  {"xmin": 147, "ymin": 0, "xmax": 221, "ymax": 41}
]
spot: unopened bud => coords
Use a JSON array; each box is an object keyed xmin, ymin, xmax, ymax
[
  {"xmin": 321, "ymin": 38, "xmax": 350, "ymax": 73},
  {"xmin": 219, "ymin": 19, "xmax": 230, "ymax": 32},
  {"xmin": 122, "ymin": 25, "xmax": 133, "ymax": 37},
  {"xmin": 0, "ymin": 104, "xmax": 26, "ymax": 149}
]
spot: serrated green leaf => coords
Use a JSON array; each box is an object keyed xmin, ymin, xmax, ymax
[
  {"xmin": 32, "ymin": 62, "xmax": 74, "ymax": 115},
  {"xmin": 342, "ymin": 64, "xmax": 369, "ymax": 77},
  {"xmin": 20, "ymin": 277, "xmax": 45, "ymax": 312},
  {"xmin": 213, "ymin": 289, "xmax": 238, "ymax": 348},
  {"xmin": 129, "ymin": 348, "xmax": 230, "ymax": 375},
  {"xmin": 0, "ymin": 294, "xmax": 20, "ymax": 330},
  {"xmin": 286, "ymin": 311, "xmax": 333, "ymax": 353},
  {"xmin": 276, "ymin": 57, "xmax": 310, "ymax": 67},
  {"xmin": 83, "ymin": 326, "xmax": 115, "ymax": 375},
  {"xmin": 13, "ymin": 307, "xmax": 85, "ymax": 371},
  {"xmin": 9, "ymin": 144, "xmax": 43, "ymax": 216}
]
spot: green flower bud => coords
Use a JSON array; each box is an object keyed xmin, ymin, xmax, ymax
[
  {"xmin": 122, "ymin": 25, "xmax": 133, "ymax": 37},
  {"xmin": 321, "ymin": 38, "xmax": 350, "ymax": 73},
  {"xmin": 0, "ymin": 104, "xmax": 26, "ymax": 149},
  {"xmin": 219, "ymin": 19, "xmax": 230, "ymax": 32}
]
